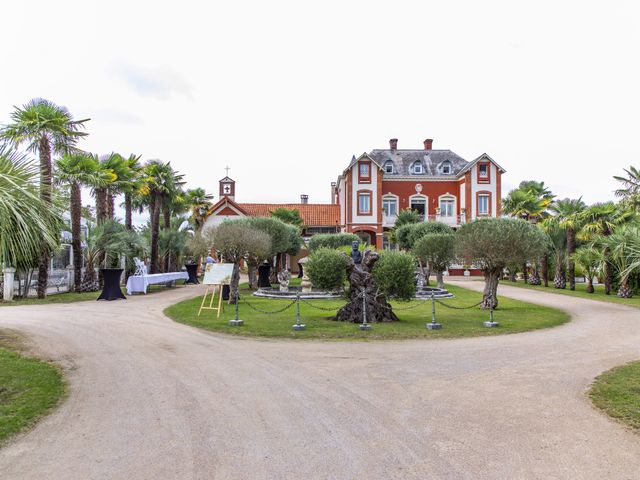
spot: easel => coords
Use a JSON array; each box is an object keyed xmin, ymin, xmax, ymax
[{"xmin": 198, "ymin": 284, "xmax": 224, "ymax": 317}]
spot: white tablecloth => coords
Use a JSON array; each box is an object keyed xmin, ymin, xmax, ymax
[{"xmin": 126, "ymin": 272, "xmax": 189, "ymax": 294}]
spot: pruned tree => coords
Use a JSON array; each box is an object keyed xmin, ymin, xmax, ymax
[
  {"xmin": 213, "ymin": 221, "xmax": 271, "ymax": 303},
  {"xmin": 456, "ymin": 218, "xmax": 547, "ymax": 309},
  {"xmin": 335, "ymin": 250, "xmax": 401, "ymax": 323},
  {"xmin": 308, "ymin": 233, "xmax": 360, "ymax": 252},
  {"xmin": 413, "ymin": 233, "xmax": 456, "ymax": 288}
]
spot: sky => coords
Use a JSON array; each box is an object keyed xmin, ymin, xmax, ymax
[{"xmin": 2, "ymin": 0, "xmax": 639, "ymax": 219}]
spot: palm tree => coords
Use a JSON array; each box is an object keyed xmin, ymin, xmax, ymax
[
  {"xmin": 0, "ymin": 146, "xmax": 62, "ymax": 274},
  {"xmin": 140, "ymin": 160, "xmax": 178, "ymax": 273},
  {"xmin": 614, "ymin": 166, "xmax": 640, "ymax": 212},
  {"xmin": 185, "ymin": 188, "xmax": 214, "ymax": 229},
  {"xmin": 55, "ymin": 154, "xmax": 114, "ymax": 292},
  {"xmin": 601, "ymin": 224, "xmax": 640, "ymax": 298},
  {"xmin": 571, "ymin": 246, "xmax": 604, "ymax": 294},
  {"xmin": 1, "ymin": 98, "xmax": 89, "ymax": 297},
  {"xmin": 580, "ymin": 202, "xmax": 635, "ymax": 294},
  {"xmin": 549, "ymin": 197, "xmax": 586, "ymax": 290},
  {"xmin": 90, "ymin": 154, "xmax": 116, "ymax": 223},
  {"xmin": 122, "ymin": 154, "xmax": 142, "ymax": 230}
]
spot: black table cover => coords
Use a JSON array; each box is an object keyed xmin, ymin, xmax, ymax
[
  {"xmin": 97, "ymin": 268, "xmax": 127, "ymax": 301},
  {"xmin": 185, "ymin": 264, "xmax": 199, "ymax": 284}
]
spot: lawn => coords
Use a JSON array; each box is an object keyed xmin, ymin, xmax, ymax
[
  {"xmin": 499, "ymin": 280, "xmax": 640, "ymax": 309},
  {"xmin": 0, "ymin": 329, "xmax": 66, "ymax": 445},
  {"xmin": 165, "ymin": 283, "xmax": 569, "ymax": 340},
  {"xmin": 590, "ymin": 360, "xmax": 640, "ymax": 431}
]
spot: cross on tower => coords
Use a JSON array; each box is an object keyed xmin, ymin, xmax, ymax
[{"xmin": 224, "ymin": 165, "xmax": 230, "ymax": 176}]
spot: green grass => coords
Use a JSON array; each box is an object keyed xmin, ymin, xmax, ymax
[
  {"xmin": 590, "ymin": 361, "xmax": 640, "ymax": 431},
  {"xmin": 165, "ymin": 283, "xmax": 569, "ymax": 340},
  {"xmin": 0, "ymin": 329, "xmax": 66, "ymax": 445},
  {"xmin": 500, "ymin": 280, "xmax": 640, "ymax": 309},
  {"xmin": 0, "ymin": 282, "xmax": 188, "ymax": 307}
]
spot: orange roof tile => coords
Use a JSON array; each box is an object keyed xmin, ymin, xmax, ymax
[{"xmin": 238, "ymin": 203, "xmax": 339, "ymax": 227}]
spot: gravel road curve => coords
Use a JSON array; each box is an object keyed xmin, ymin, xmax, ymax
[{"xmin": 0, "ymin": 281, "xmax": 639, "ymax": 480}]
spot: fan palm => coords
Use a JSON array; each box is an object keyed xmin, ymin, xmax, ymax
[
  {"xmin": 601, "ymin": 224, "xmax": 640, "ymax": 297},
  {"xmin": 1, "ymin": 98, "xmax": 89, "ymax": 297},
  {"xmin": 0, "ymin": 146, "xmax": 62, "ymax": 273},
  {"xmin": 579, "ymin": 202, "xmax": 635, "ymax": 294},
  {"xmin": 549, "ymin": 197, "xmax": 586, "ymax": 290},
  {"xmin": 614, "ymin": 166, "xmax": 640, "ymax": 212},
  {"xmin": 122, "ymin": 154, "xmax": 143, "ymax": 230},
  {"xmin": 55, "ymin": 154, "xmax": 115, "ymax": 292},
  {"xmin": 571, "ymin": 246, "xmax": 605, "ymax": 293},
  {"xmin": 140, "ymin": 160, "xmax": 179, "ymax": 273},
  {"xmin": 185, "ymin": 187, "xmax": 214, "ymax": 229}
]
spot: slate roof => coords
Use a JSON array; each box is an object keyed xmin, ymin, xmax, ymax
[
  {"xmin": 238, "ymin": 203, "xmax": 339, "ymax": 227},
  {"xmin": 368, "ymin": 149, "xmax": 469, "ymax": 177}
]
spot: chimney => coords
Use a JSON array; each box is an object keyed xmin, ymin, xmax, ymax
[
  {"xmin": 330, "ymin": 182, "xmax": 337, "ymax": 204},
  {"xmin": 300, "ymin": 194, "xmax": 309, "ymax": 204},
  {"xmin": 424, "ymin": 138, "xmax": 433, "ymax": 150},
  {"xmin": 389, "ymin": 138, "xmax": 398, "ymax": 151}
]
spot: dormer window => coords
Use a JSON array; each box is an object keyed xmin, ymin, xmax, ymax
[
  {"xmin": 441, "ymin": 161, "xmax": 451, "ymax": 175},
  {"xmin": 383, "ymin": 160, "xmax": 394, "ymax": 173},
  {"xmin": 411, "ymin": 162, "xmax": 424, "ymax": 174}
]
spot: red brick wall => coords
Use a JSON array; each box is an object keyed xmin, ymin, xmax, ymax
[{"xmin": 381, "ymin": 180, "xmax": 462, "ymax": 215}]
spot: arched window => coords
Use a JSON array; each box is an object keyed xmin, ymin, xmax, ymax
[
  {"xmin": 411, "ymin": 161, "xmax": 424, "ymax": 174},
  {"xmin": 441, "ymin": 161, "xmax": 452, "ymax": 175},
  {"xmin": 383, "ymin": 160, "xmax": 394, "ymax": 173}
]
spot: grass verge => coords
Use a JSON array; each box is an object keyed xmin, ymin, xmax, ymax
[
  {"xmin": 590, "ymin": 360, "xmax": 640, "ymax": 431},
  {"xmin": 499, "ymin": 280, "xmax": 640, "ymax": 309},
  {"xmin": 0, "ymin": 329, "xmax": 66, "ymax": 445},
  {"xmin": 165, "ymin": 283, "xmax": 569, "ymax": 340}
]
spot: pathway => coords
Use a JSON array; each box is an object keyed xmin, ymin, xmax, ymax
[{"xmin": 0, "ymin": 282, "xmax": 639, "ymax": 479}]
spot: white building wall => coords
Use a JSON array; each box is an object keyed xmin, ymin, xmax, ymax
[
  {"xmin": 351, "ymin": 163, "xmax": 378, "ymax": 224},
  {"xmin": 470, "ymin": 163, "xmax": 498, "ymax": 219},
  {"xmin": 338, "ymin": 178, "xmax": 346, "ymax": 226},
  {"xmin": 202, "ymin": 214, "xmax": 243, "ymax": 230},
  {"xmin": 459, "ymin": 183, "xmax": 465, "ymax": 210}
]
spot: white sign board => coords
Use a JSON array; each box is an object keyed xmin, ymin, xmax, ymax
[{"xmin": 203, "ymin": 263, "xmax": 234, "ymax": 285}]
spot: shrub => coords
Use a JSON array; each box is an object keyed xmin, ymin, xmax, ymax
[
  {"xmin": 372, "ymin": 250, "xmax": 416, "ymax": 300},
  {"xmin": 308, "ymin": 233, "xmax": 360, "ymax": 252},
  {"xmin": 394, "ymin": 208, "xmax": 420, "ymax": 228},
  {"xmin": 305, "ymin": 248, "xmax": 348, "ymax": 291},
  {"xmin": 395, "ymin": 221, "xmax": 453, "ymax": 250},
  {"xmin": 413, "ymin": 233, "xmax": 456, "ymax": 288}
]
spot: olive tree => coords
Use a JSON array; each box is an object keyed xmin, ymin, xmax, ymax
[
  {"xmin": 456, "ymin": 218, "xmax": 547, "ymax": 309},
  {"xmin": 308, "ymin": 233, "xmax": 360, "ymax": 251},
  {"xmin": 213, "ymin": 221, "xmax": 271, "ymax": 303},
  {"xmin": 244, "ymin": 217, "xmax": 300, "ymax": 281},
  {"xmin": 413, "ymin": 234, "xmax": 456, "ymax": 288}
]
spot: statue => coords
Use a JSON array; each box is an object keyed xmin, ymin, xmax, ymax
[
  {"xmin": 277, "ymin": 269, "xmax": 291, "ymax": 292},
  {"xmin": 350, "ymin": 241, "xmax": 362, "ymax": 264},
  {"xmin": 415, "ymin": 270, "xmax": 426, "ymax": 290}
]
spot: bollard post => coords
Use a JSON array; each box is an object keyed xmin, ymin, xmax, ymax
[
  {"xmin": 228, "ymin": 292, "xmax": 244, "ymax": 326},
  {"xmin": 360, "ymin": 289, "xmax": 371, "ymax": 330},
  {"xmin": 426, "ymin": 290, "xmax": 442, "ymax": 330},
  {"xmin": 483, "ymin": 293, "xmax": 499, "ymax": 327},
  {"xmin": 292, "ymin": 291, "xmax": 306, "ymax": 330}
]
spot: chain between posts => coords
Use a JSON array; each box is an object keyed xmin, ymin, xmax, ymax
[{"xmin": 238, "ymin": 297, "xmax": 297, "ymax": 315}]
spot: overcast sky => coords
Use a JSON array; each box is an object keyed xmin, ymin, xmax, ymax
[{"xmin": 2, "ymin": 1, "xmax": 639, "ymax": 214}]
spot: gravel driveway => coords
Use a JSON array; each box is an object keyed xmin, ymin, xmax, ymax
[{"xmin": 0, "ymin": 282, "xmax": 639, "ymax": 480}]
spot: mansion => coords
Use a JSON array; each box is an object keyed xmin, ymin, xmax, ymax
[
  {"xmin": 204, "ymin": 137, "xmax": 504, "ymax": 258},
  {"xmin": 333, "ymin": 138, "xmax": 504, "ymax": 248}
]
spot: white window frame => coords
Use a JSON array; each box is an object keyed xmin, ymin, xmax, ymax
[
  {"xmin": 358, "ymin": 192, "xmax": 371, "ymax": 215},
  {"xmin": 384, "ymin": 161, "xmax": 394, "ymax": 173},
  {"xmin": 411, "ymin": 162, "xmax": 424, "ymax": 174},
  {"xmin": 478, "ymin": 194, "xmax": 490, "ymax": 215},
  {"xmin": 479, "ymin": 164, "xmax": 489, "ymax": 178},
  {"xmin": 438, "ymin": 195, "xmax": 456, "ymax": 217},
  {"xmin": 441, "ymin": 161, "xmax": 451, "ymax": 174},
  {"xmin": 408, "ymin": 194, "xmax": 428, "ymax": 219},
  {"xmin": 382, "ymin": 195, "xmax": 398, "ymax": 217}
]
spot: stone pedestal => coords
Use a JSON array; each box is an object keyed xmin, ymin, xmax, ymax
[
  {"xmin": 3, "ymin": 268, "xmax": 16, "ymax": 302},
  {"xmin": 426, "ymin": 322, "xmax": 442, "ymax": 330},
  {"xmin": 299, "ymin": 257, "xmax": 312, "ymax": 293},
  {"xmin": 66, "ymin": 265, "xmax": 74, "ymax": 292},
  {"xmin": 483, "ymin": 321, "xmax": 500, "ymax": 328}
]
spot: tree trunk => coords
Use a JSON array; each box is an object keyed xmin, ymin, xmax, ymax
[
  {"xmin": 529, "ymin": 266, "xmax": 541, "ymax": 285},
  {"xmin": 150, "ymin": 194, "xmax": 161, "ymax": 274},
  {"xmin": 435, "ymin": 270, "xmax": 444, "ymax": 289},
  {"xmin": 541, "ymin": 254, "xmax": 549, "ymax": 287},
  {"xmin": 247, "ymin": 265, "xmax": 258, "ymax": 290},
  {"xmin": 124, "ymin": 193, "xmax": 133, "ymax": 230},
  {"xmin": 37, "ymin": 135, "xmax": 52, "ymax": 299},
  {"xmin": 617, "ymin": 279, "xmax": 633, "ymax": 298},
  {"xmin": 163, "ymin": 206, "xmax": 171, "ymax": 230},
  {"xmin": 228, "ymin": 262, "xmax": 240, "ymax": 304},
  {"xmin": 603, "ymin": 246, "xmax": 612, "ymax": 295},
  {"xmin": 567, "ymin": 227, "xmax": 576, "ymax": 290},
  {"xmin": 70, "ymin": 182, "xmax": 83, "ymax": 293},
  {"xmin": 335, "ymin": 251, "xmax": 399, "ymax": 323},
  {"xmin": 522, "ymin": 262, "xmax": 528, "ymax": 283},
  {"xmin": 107, "ymin": 192, "xmax": 115, "ymax": 219},
  {"xmin": 586, "ymin": 278, "xmax": 594, "ymax": 293},
  {"xmin": 553, "ymin": 252, "xmax": 566, "ymax": 289},
  {"xmin": 95, "ymin": 188, "xmax": 107, "ymax": 223},
  {"xmin": 481, "ymin": 268, "xmax": 500, "ymax": 309}
]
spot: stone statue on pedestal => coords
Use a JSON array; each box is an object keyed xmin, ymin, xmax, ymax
[{"xmin": 350, "ymin": 241, "xmax": 362, "ymax": 265}]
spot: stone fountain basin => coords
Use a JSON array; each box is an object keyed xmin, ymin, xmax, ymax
[{"xmin": 253, "ymin": 286, "xmax": 343, "ymax": 300}]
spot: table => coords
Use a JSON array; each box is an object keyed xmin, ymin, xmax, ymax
[
  {"xmin": 185, "ymin": 264, "xmax": 199, "ymax": 284},
  {"xmin": 97, "ymin": 268, "xmax": 127, "ymax": 301},
  {"xmin": 126, "ymin": 272, "xmax": 189, "ymax": 294}
]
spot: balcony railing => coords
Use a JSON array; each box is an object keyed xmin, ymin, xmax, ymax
[{"xmin": 383, "ymin": 214, "xmax": 466, "ymax": 227}]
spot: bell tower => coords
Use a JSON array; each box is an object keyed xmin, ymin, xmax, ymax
[{"xmin": 219, "ymin": 166, "xmax": 235, "ymax": 200}]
